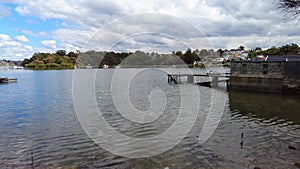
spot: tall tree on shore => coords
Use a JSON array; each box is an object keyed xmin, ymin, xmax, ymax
[
  {"xmin": 277, "ymin": 0, "xmax": 300, "ymax": 21},
  {"xmin": 239, "ymin": 46, "xmax": 245, "ymax": 51},
  {"xmin": 55, "ymin": 50, "xmax": 67, "ymax": 56}
]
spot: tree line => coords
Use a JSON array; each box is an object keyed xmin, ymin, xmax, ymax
[
  {"xmin": 76, "ymin": 49, "xmax": 200, "ymax": 67},
  {"xmin": 248, "ymin": 43, "xmax": 300, "ymax": 57},
  {"xmin": 22, "ymin": 43, "xmax": 300, "ymax": 69},
  {"xmin": 22, "ymin": 49, "xmax": 201, "ymax": 68},
  {"xmin": 22, "ymin": 50, "xmax": 79, "ymax": 69}
]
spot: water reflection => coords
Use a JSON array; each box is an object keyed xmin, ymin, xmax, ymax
[
  {"xmin": 229, "ymin": 90, "xmax": 300, "ymax": 125},
  {"xmin": 0, "ymin": 69, "xmax": 299, "ymax": 168}
]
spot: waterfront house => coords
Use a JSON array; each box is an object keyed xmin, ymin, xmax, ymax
[{"xmin": 229, "ymin": 55, "xmax": 300, "ymax": 94}]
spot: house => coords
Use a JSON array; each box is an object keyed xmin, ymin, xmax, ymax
[
  {"xmin": 229, "ymin": 55, "xmax": 300, "ymax": 94},
  {"xmin": 222, "ymin": 51, "xmax": 248, "ymax": 61}
]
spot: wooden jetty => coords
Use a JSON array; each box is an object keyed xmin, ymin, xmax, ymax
[
  {"xmin": 0, "ymin": 78, "xmax": 18, "ymax": 84},
  {"xmin": 167, "ymin": 72, "xmax": 230, "ymax": 88}
]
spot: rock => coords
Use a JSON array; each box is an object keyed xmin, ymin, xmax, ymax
[{"xmin": 288, "ymin": 145, "xmax": 297, "ymax": 150}]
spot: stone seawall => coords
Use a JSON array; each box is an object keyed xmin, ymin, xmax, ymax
[{"xmin": 229, "ymin": 61, "xmax": 300, "ymax": 94}]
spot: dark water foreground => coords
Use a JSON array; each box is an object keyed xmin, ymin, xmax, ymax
[{"xmin": 0, "ymin": 68, "xmax": 299, "ymax": 169}]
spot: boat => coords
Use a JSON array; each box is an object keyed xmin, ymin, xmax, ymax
[
  {"xmin": 8, "ymin": 65, "xmax": 24, "ymax": 69},
  {"xmin": 0, "ymin": 78, "xmax": 18, "ymax": 83},
  {"xmin": 103, "ymin": 64, "xmax": 109, "ymax": 69},
  {"xmin": 86, "ymin": 64, "xmax": 93, "ymax": 69}
]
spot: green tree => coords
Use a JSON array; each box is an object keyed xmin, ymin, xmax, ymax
[
  {"xmin": 55, "ymin": 56, "xmax": 62, "ymax": 64},
  {"xmin": 239, "ymin": 46, "xmax": 245, "ymax": 51},
  {"xmin": 217, "ymin": 49, "xmax": 225, "ymax": 56},
  {"xmin": 67, "ymin": 51, "xmax": 78, "ymax": 58},
  {"xmin": 56, "ymin": 50, "xmax": 67, "ymax": 56},
  {"xmin": 199, "ymin": 49, "xmax": 209, "ymax": 57},
  {"xmin": 255, "ymin": 47, "xmax": 262, "ymax": 51},
  {"xmin": 182, "ymin": 48, "xmax": 195, "ymax": 64},
  {"xmin": 175, "ymin": 51, "xmax": 183, "ymax": 56},
  {"xmin": 22, "ymin": 59, "xmax": 30, "ymax": 66}
]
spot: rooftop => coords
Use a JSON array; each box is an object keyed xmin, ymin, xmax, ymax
[{"xmin": 266, "ymin": 55, "xmax": 300, "ymax": 62}]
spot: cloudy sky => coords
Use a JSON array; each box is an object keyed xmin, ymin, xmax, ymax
[{"xmin": 0, "ymin": 0, "xmax": 299, "ymax": 60}]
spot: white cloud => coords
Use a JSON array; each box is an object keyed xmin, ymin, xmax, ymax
[
  {"xmin": 24, "ymin": 45, "xmax": 33, "ymax": 50},
  {"xmin": 16, "ymin": 53, "xmax": 23, "ymax": 57},
  {"xmin": 0, "ymin": 34, "xmax": 33, "ymax": 60},
  {"xmin": 0, "ymin": 0, "xmax": 298, "ymax": 60},
  {"xmin": 15, "ymin": 35, "xmax": 29, "ymax": 42},
  {"xmin": 41, "ymin": 40, "xmax": 57, "ymax": 49},
  {"xmin": 0, "ymin": 33, "xmax": 10, "ymax": 40},
  {"xmin": 61, "ymin": 22, "xmax": 68, "ymax": 27},
  {"xmin": 205, "ymin": 35, "xmax": 300, "ymax": 50}
]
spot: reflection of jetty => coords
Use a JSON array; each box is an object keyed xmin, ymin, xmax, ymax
[
  {"xmin": 0, "ymin": 78, "xmax": 18, "ymax": 84},
  {"xmin": 167, "ymin": 73, "xmax": 230, "ymax": 87}
]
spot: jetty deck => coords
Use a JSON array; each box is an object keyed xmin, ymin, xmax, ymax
[{"xmin": 167, "ymin": 73, "xmax": 230, "ymax": 87}]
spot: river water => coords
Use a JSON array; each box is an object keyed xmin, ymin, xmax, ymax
[{"xmin": 0, "ymin": 68, "xmax": 299, "ymax": 169}]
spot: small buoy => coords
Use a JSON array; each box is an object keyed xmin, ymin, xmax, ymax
[
  {"xmin": 254, "ymin": 167, "xmax": 261, "ymax": 169},
  {"xmin": 212, "ymin": 154, "xmax": 218, "ymax": 158},
  {"xmin": 288, "ymin": 145, "xmax": 297, "ymax": 150},
  {"xmin": 295, "ymin": 162, "xmax": 300, "ymax": 168}
]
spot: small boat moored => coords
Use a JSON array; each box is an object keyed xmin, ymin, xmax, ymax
[
  {"xmin": 103, "ymin": 64, "xmax": 109, "ymax": 69},
  {"xmin": 8, "ymin": 65, "xmax": 24, "ymax": 69},
  {"xmin": 0, "ymin": 78, "xmax": 18, "ymax": 84}
]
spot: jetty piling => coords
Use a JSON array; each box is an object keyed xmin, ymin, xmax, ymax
[{"xmin": 187, "ymin": 75, "xmax": 194, "ymax": 84}]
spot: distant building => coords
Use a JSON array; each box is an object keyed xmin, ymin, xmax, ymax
[
  {"xmin": 229, "ymin": 55, "xmax": 300, "ymax": 94},
  {"xmin": 222, "ymin": 51, "xmax": 248, "ymax": 61}
]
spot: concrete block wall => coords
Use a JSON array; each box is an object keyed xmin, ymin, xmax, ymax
[{"xmin": 229, "ymin": 61, "xmax": 290, "ymax": 93}]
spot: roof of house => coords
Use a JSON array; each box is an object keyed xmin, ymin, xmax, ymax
[{"xmin": 266, "ymin": 55, "xmax": 300, "ymax": 62}]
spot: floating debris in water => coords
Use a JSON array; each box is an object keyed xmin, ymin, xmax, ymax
[
  {"xmin": 288, "ymin": 145, "xmax": 297, "ymax": 150},
  {"xmin": 212, "ymin": 154, "xmax": 218, "ymax": 158}
]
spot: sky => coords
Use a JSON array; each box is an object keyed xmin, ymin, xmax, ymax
[{"xmin": 0, "ymin": 0, "xmax": 299, "ymax": 60}]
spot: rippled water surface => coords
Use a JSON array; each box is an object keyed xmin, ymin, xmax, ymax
[{"xmin": 0, "ymin": 68, "xmax": 299, "ymax": 169}]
